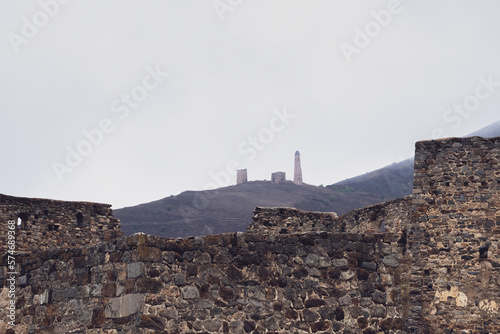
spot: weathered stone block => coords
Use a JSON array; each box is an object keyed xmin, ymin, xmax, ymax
[
  {"xmin": 138, "ymin": 314, "xmax": 166, "ymax": 329},
  {"xmin": 109, "ymin": 252, "xmax": 122, "ymax": 262},
  {"xmin": 91, "ymin": 307, "xmax": 105, "ymax": 327},
  {"xmin": 186, "ymin": 263, "xmax": 198, "ymax": 276},
  {"xmin": 371, "ymin": 304, "xmax": 387, "ymax": 318},
  {"xmin": 73, "ymin": 256, "xmax": 88, "ymax": 268},
  {"xmin": 304, "ymin": 298, "xmax": 326, "ymax": 308},
  {"xmin": 174, "ymin": 272, "xmax": 187, "ymax": 286},
  {"xmin": 18, "ymin": 275, "xmax": 28, "ymax": 287},
  {"xmin": 243, "ymin": 320, "xmax": 256, "ymax": 332},
  {"xmin": 196, "ymin": 252, "xmax": 212, "ymax": 265},
  {"xmin": 341, "ymin": 270, "xmax": 355, "ymax": 280},
  {"xmin": 339, "ymin": 295, "xmax": 351, "ymax": 306},
  {"xmin": 284, "ymin": 309, "xmax": 299, "ymax": 319},
  {"xmin": 160, "ymin": 308, "xmax": 179, "ymax": 320},
  {"xmin": 311, "ymin": 320, "xmax": 330, "ymax": 332},
  {"xmin": 40, "ymin": 290, "xmax": 51, "ymax": 305},
  {"xmin": 181, "ymin": 285, "xmax": 200, "ymax": 299},
  {"xmin": 382, "ymin": 254, "xmax": 399, "ymax": 268},
  {"xmin": 372, "ymin": 290, "xmax": 386, "ymax": 304},
  {"xmin": 52, "ymin": 289, "xmax": 67, "ymax": 302},
  {"xmin": 127, "ymin": 262, "xmax": 145, "ymax": 279},
  {"xmin": 204, "ymin": 319, "xmax": 222, "ymax": 331},
  {"xmin": 67, "ymin": 286, "xmax": 78, "ymax": 299},
  {"xmin": 136, "ymin": 278, "xmax": 163, "ymax": 293},
  {"xmin": 105, "ymin": 293, "xmax": 145, "ymax": 318},
  {"xmin": 305, "ymin": 253, "xmax": 320, "ymax": 267},
  {"xmin": 302, "ymin": 309, "xmax": 320, "ymax": 322},
  {"xmin": 219, "ymin": 285, "xmax": 234, "ymax": 300},
  {"xmin": 133, "ymin": 246, "xmax": 162, "ymax": 262},
  {"xmin": 332, "ymin": 258, "xmax": 348, "ymax": 268},
  {"xmin": 357, "ymin": 316, "xmax": 368, "ymax": 329},
  {"xmin": 102, "ymin": 283, "xmax": 116, "ymax": 297}
]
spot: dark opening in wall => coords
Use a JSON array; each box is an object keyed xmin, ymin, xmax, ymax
[
  {"xmin": 479, "ymin": 246, "xmax": 489, "ymax": 259},
  {"xmin": 48, "ymin": 225, "xmax": 54, "ymax": 231},
  {"xmin": 76, "ymin": 213, "xmax": 84, "ymax": 227},
  {"xmin": 398, "ymin": 230, "xmax": 407, "ymax": 254},
  {"xmin": 17, "ymin": 213, "xmax": 28, "ymax": 230}
]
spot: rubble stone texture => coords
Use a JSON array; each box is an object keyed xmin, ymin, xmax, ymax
[
  {"xmin": 0, "ymin": 195, "xmax": 122, "ymax": 253},
  {"xmin": 409, "ymin": 136, "xmax": 500, "ymax": 333},
  {"xmin": 0, "ymin": 136, "xmax": 499, "ymax": 333},
  {"xmin": 249, "ymin": 207, "xmax": 339, "ymax": 235}
]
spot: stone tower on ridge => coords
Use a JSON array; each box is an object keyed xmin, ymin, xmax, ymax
[
  {"xmin": 236, "ymin": 169, "xmax": 248, "ymax": 184},
  {"xmin": 294, "ymin": 151, "xmax": 303, "ymax": 185}
]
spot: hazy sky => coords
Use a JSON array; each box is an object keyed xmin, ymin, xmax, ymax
[{"xmin": 2, "ymin": 1, "xmax": 500, "ymax": 209}]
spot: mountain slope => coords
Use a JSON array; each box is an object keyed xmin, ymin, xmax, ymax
[
  {"xmin": 115, "ymin": 120, "xmax": 500, "ymax": 238},
  {"xmin": 115, "ymin": 181, "xmax": 381, "ymax": 238},
  {"xmin": 467, "ymin": 120, "xmax": 500, "ymax": 138},
  {"xmin": 328, "ymin": 158, "xmax": 414, "ymax": 204},
  {"xmin": 327, "ymin": 120, "xmax": 500, "ymax": 202}
]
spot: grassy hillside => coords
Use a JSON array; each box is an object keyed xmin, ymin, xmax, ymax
[
  {"xmin": 115, "ymin": 181, "xmax": 380, "ymax": 238},
  {"xmin": 328, "ymin": 158, "xmax": 414, "ymax": 203},
  {"xmin": 116, "ymin": 121, "xmax": 500, "ymax": 238}
]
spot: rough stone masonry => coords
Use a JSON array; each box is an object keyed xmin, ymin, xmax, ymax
[{"xmin": 0, "ymin": 135, "xmax": 499, "ymax": 333}]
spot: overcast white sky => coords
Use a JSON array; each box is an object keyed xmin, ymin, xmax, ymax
[{"xmin": 2, "ymin": 1, "xmax": 500, "ymax": 209}]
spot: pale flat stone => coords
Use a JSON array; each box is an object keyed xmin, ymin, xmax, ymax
[{"xmin": 105, "ymin": 293, "xmax": 145, "ymax": 318}]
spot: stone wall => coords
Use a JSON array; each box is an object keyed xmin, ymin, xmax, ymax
[
  {"xmin": 249, "ymin": 197, "xmax": 412, "ymax": 235},
  {"xmin": 409, "ymin": 136, "xmax": 500, "ymax": 333},
  {"xmin": 336, "ymin": 197, "xmax": 413, "ymax": 234},
  {"xmin": 0, "ymin": 194, "xmax": 122, "ymax": 253},
  {"xmin": 1, "ymin": 135, "xmax": 500, "ymax": 333},
  {"xmin": 248, "ymin": 207, "xmax": 339, "ymax": 234},
  {"xmin": 2, "ymin": 232, "xmax": 407, "ymax": 333}
]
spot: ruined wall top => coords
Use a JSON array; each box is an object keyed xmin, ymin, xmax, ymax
[
  {"xmin": 0, "ymin": 194, "xmax": 122, "ymax": 253},
  {"xmin": 248, "ymin": 197, "xmax": 412, "ymax": 236},
  {"xmin": 413, "ymin": 136, "xmax": 500, "ymax": 196},
  {"xmin": 247, "ymin": 206, "xmax": 338, "ymax": 234},
  {"xmin": 337, "ymin": 196, "xmax": 413, "ymax": 234}
]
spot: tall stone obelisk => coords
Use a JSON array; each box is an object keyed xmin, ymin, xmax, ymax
[{"xmin": 294, "ymin": 151, "xmax": 303, "ymax": 185}]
